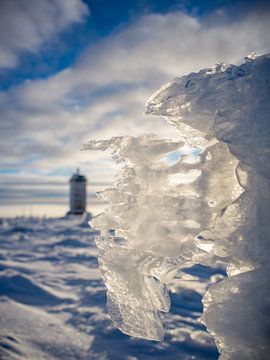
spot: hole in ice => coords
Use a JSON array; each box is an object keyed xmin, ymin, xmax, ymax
[
  {"xmin": 185, "ymin": 79, "xmax": 197, "ymax": 91},
  {"xmin": 161, "ymin": 150, "xmax": 182, "ymax": 165},
  {"xmin": 208, "ymin": 201, "xmax": 216, "ymax": 207},
  {"xmin": 182, "ymin": 147, "xmax": 203, "ymax": 164}
]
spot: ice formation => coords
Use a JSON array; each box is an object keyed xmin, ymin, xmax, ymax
[{"xmin": 83, "ymin": 54, "xmax": 270, "ymax": 359}]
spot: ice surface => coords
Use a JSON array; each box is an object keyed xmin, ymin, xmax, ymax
[{"xmin": 83, "ymin": 54, "xmax": 270, "ymax": 358}]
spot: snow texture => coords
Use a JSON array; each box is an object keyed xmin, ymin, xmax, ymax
[
  {"xmin": 0, "ymin": 215, "xmax": 221, "ymax": 359},
  {"xmin": 83, "ymin": 54, "xmax": 270, "ymax": 359}
]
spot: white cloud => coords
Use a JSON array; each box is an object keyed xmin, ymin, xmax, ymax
[
  {"xmin": 0, "ymin": 0, "xmax": 89, "ymax": 69},
  {"xmin": 1, "ymin": 9, "xmax": 270, "ymax": 215}
]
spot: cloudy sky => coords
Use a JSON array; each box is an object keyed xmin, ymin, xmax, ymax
[{"xmin": 0, "ymin": 0, "xmax": 270, "ymax": 217}]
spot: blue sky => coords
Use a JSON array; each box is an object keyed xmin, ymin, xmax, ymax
[
  {"xmin": 1, "ymin": 0, "xmax": 259, "ymax": 90},
  {"xmin": 0, "ymin": 0, "xmax": 269, "ymax": 217}
]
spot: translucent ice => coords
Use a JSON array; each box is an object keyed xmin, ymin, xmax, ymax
[{"xmin": 83, "ymin": 54, "xmax": 270, "ymax": 358}]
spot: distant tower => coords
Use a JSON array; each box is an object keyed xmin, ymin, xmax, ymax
[{"xmin": 69, "ymin": 168, "xmax": 87, "ymax": 214}]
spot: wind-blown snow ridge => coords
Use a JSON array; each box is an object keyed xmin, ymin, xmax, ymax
[{"xmin": 83, "ymin": 54, "xmax": 270, "ymax": 358}]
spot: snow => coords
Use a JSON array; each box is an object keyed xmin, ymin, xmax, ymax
[
  {"xmin": 83, "ymin": 54, "xmax": 270, "ymax": 359},
  {"xmin": 0, "ymin": 215, "xmax": 222, "ymax": 359}
]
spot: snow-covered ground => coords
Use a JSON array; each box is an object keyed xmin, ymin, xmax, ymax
[{"xmin": 0, "ymin": 214, "xmax": 224, "ymax": 359}]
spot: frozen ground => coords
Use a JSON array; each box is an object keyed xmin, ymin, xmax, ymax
[{"xmin": 0, "ymin": 214, "xmax": 224, "ymax": 360}]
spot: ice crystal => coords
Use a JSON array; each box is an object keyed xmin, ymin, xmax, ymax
[{"xmin": 83, "ymin": 54, "xmax": 270, "ymax": 358}]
